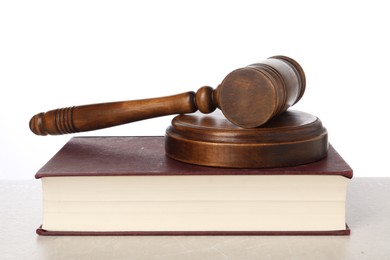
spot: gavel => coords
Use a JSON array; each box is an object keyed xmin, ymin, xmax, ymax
[{"xmin": 29, "ymin": 55, "xmax": 305, "ymax": 135}]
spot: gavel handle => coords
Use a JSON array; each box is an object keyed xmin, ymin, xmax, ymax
[{"xmin": 29, "ymin": 87, "xmax": 216, "ymax": 135}]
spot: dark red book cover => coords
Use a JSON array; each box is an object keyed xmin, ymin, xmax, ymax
[
  {"xmin": 35, "ymin": 136, "xmax": 353, "ymax": 179},
  {"xmin": 36, "ymin": 226, "xmax": 350, "ymax": 236},
  {"xmin": 35, "ymin": 136, "xmax": 352, "ymax": 236}
]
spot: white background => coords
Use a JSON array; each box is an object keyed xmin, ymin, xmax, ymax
[{"xmin": 1, "ymin": 0, "xmax": 389, "ymax": 179}]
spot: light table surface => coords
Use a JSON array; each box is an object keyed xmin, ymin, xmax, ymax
[{"xmin": 1, "ymin": 178, "xmax": 389, "ymax": 259}]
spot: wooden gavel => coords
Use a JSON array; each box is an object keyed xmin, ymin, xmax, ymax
[{"xmin": 29, "ymin": 55, "xmax": 305, "ymax": 135}]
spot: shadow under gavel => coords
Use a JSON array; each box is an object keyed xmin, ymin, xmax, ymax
[{"xmin": 29, "ymin": 56, "xmax": 305, "ymax": 136}]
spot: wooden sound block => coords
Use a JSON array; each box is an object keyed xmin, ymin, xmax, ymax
[{"xmin": 165, "ymin": 110, "xmax": 328, "ymax": 168}]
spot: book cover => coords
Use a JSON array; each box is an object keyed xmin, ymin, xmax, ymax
[{"xmin": 35, "ymin": 136, "xmax": 353, "ymax": 179}]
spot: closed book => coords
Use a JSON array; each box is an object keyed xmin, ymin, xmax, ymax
[{"xmin": 35, "ymin": 136, "xmax": 353, "ymax": 235}]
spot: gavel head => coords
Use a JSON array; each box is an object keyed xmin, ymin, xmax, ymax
[{"xmin": 214, "ymin": 56, "xmax": 306, "ymax": 128}]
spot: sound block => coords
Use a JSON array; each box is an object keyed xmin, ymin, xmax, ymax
[{"xmin": 165, "ymin": 110, "xmax": 328, "ymax": 168}]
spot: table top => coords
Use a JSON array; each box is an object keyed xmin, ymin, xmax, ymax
[{"xmin": 1, "ymin": 178, "xmax": 389, "ymax": 259}]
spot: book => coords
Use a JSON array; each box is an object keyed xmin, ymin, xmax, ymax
[{"xmin": 35, "ymin": 136, "xmax": 353, "ymax": 236}]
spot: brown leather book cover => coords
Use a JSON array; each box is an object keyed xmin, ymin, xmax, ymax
[
  {"xmin": 35, "ymin": 136, "xmax": 353, "ymax": 236},
  {"xmin": 35, "ymin": 136, "xmax": 353, "ymax": 179}
]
